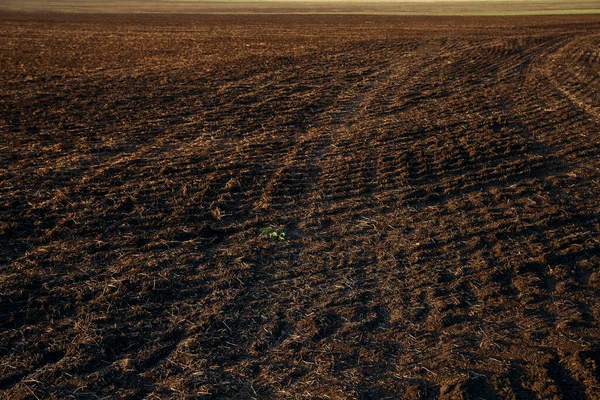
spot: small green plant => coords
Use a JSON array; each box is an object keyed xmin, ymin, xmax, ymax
[{"xmin": 260, "ymin": 227, "xmax": 286, "ymax": 241}]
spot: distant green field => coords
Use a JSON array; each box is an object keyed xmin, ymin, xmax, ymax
[{"xmin": 2, "ymin": 0, "xmax": 600, "ymax": 15}]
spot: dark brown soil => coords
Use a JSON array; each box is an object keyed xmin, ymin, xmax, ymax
[
  {"xmin": 1, "ymin": 12, "xmax": 600, "ymax": 399},
  {"xmin": 3, "ymin": 1, "xmax": 600, "ymax": 15}
]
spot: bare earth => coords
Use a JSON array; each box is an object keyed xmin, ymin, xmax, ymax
[
  {"xmin": 1, "ymin": 11, "xmax": 600, "ymax": 400},
  {"xmin": 2, "ymin": 1, "xmax": 600, "ymax": 15}
]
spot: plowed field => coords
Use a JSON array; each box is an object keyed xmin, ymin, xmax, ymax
[{"xmin": 1, "ymin": 12, "xmax": 600, "ymax": 399}]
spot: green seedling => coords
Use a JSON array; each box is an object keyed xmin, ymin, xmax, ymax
[{"xmin": 260, "ymin": 227, "xmax": 286, "ymax": 241}]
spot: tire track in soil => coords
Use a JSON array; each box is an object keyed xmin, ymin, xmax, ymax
[
  {"xmin": 282, "ymin": 49, "xmax": 473, "ymax": 396},
  {"xmin": 541, "ymin": 34, "xmax": 600, "ymax": 122},
  {"xmin": 227, "ymin": 56, "xmax": 424, "ymax": 396},
  {"xmin": 427, "ymin": 32, "xmax": 600, "ymax": 396},
  {"xmin": 144, "ymin": 52, "xmax": 412, "ymax": 398},
  {"xmin": 506, "ymin": 33, "xmax": 600, "ymax": 394},
  {"xmin": 340, "ymin": 31, "xmax": 600, "ymax": 396}
]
